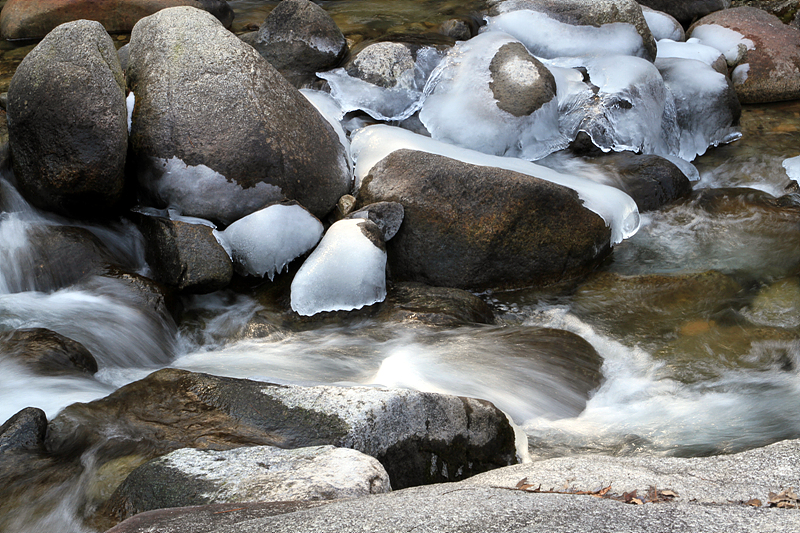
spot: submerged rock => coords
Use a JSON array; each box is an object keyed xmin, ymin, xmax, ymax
[
  {"xmin": 128, "ymin": 7, "xmax": 350, "ymax": 223},
  {"xmin": 0, "ymin": 0, "xmax": 234, "ymax": 40},
  {"xmin": 7, "ymin": 20, "xmax": 127, "ymax": 218},
  {"xmin": 0, "ymin": 328, "xmax": 97, "ymax": 376},
  {"xmin": 743, "ymin": 276, "xmax": 800, "ymax": 328},
  {"xmin": 103, "ymin": 445, "xmax": 390, "ymax": 522},
  {"xmin": 357, "ymin": 149, "xmax": 611, "ymax": 290}
]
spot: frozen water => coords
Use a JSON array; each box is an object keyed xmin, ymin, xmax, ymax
[
  {"xmin": 642, "ymin": 8, "xmax": 683, "ymax": 41},
  {"xmin": 419, "ymin": 32, "xmax": 567, "ymax": 160},
  {"xmin": 290, "ymin": 219, "xmax": 387, "ymax": 316},
  {"xmin": 140, "ymin": 156, "xmax": 283, "ymax": 225},
  {"xmin": 126, "ymin": 92, "xmax": 135, "ymax": 133},
  {"xmin": 656, "ymin": 57, "xmax": 742, "ymax": 161},
  {"xmin": 549, "ymin": 55, "xmax": 680, "ymax": 157},
  {"xmin": 690, "ymin": 24, "xmax": 754, "ymax": 63},
  {"xmin": 483, "ymin": 10, "xmax": 648, "ymax": 59},
  {"xmin": 300, "ymin": 89, "xmax": 353, "ymax": 174},
  {"xmin": 215, "ymin": 203, "xmax": 323, "ymax": 280},
  {"xmin": 657, "ymin": 38, "xmax": 725, "ymax": 68},
  {"xmin": 732, "ymin": 63, "xmax": 749, "ymax": 84},
  {"xmin": 782, "ymin": 155, "xmax": 800, "ymax": 186},
  {"xmin": 317, "ymin": 46, "xmax": 444, "ymax": 121},
  {"xmin": 350, "ymin": 125, "xmax": 640, "ymax": 244}
]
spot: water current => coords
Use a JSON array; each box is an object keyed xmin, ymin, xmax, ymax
[{"xmin": 1, "ymin": 1, "xmax": 800, "ymax": 531}]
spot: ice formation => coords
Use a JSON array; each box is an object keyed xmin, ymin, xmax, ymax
[
  {"xmin": 689, "ymin": 24, "xmax": 754, "ymax": 63},
  {"xmin": 290, "ymin": 219, "xmax": 387, "ymax": 316},
  {"xmin": 656, "ymin": 38, "xmax": 726, "ymax": 68},
  {"xmin": 140, "ymin": 156, "xmax": 283, "ymax": 225},
  {"xmin": 351, "ymin": 125, "xmax": 640, "ymax": 244},
  {"xmin": 655, "ymin": 57, "xmax": 741, "ymax": 161},
  {"xmin": 483, "ymin": 10, "xmax": 648, "ymax": 59},
  {"xmin": 419, "ymin": 32, "xmax": 567, "ymax": 160},
  {"xmin": 548, "ymin": 55, "xmax": 679, "ymax": 157},
  {"xmin": 126, "ymin": 92, "xmax": 135, "ymax": 133},
  {"xmin": 782, "ymin": 155, "xmax": 800, "ymax": 186},
  {"xmin": 215, "ymin": 203, "xmax": 323, "ymax": 280},
  {"xmin": 642, "ymin": 9, "xmax": 683, "ymax": 41},
  {"xmin": 300, "ymin": 89, "xmax": 352, "ymax": 173},
  {"xmin": 317, "ymin": 46, "xmax": 444, "ymax": 121}
]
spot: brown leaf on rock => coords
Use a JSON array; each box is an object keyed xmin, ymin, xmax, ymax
[{"xmin": 745, "ymin": 499, "xmax": 762, "ymax": 507}]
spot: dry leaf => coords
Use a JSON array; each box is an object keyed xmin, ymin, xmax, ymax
[
  {"xmin": 631, "ymin": 498, "xmax": 644, "ymax": 505},
  {"xmin": 745, "ymin": 499, "xmax": 762, "ymax": 507},
  {"xmin": 515, "ymin": 478, "xmax": 529, "ymax": 489},
  {"xmin": 660, "ymin": 490, "xmax": 678, "ymax": 498}
]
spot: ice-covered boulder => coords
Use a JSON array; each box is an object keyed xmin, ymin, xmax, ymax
[
  {"xmin": 128, "ymin": 7, "xmax": 351, "ymax": 224},
  {"xmin": 135, "ymin": 211, "xmax": 233, "ymax": 293},
  {"xmin": 485, "ymin": 0, "xmax": 657, "ymax": 61},
  {"xmin": 0, "ymin": 0, "xmax": 233, "ymax": 40},
  {"xmin": 688, "ymin": 7, "xmax": 800, "ymax": 103},
  {"xmin": 318, "ymin": 42, "xmax": 445, "ymax": 121},
  {"xmin": 290, "ymin": 219, "xmax": 387, "ymax": 316},
  {"xmin": 642, "ymin": 6, "xmax": 685, "ymax": 42},
  {"xmin": 638, "ymin": 0, "xmax": 730, "ymax": 27},
  {"xmin": 215, "ymin": 203, "xmax": 323, "ymax": 280},
  {"xmin": 656, "ymin": 57, "xmax": 741, "ymax": 161},
  {"xmin": 7, "ymin": 20, "xmax": 127, "ymax": 218},
  {"xmin": 656, "ymin": 38, "xmax": 728, "ymax": 74},
  {"xmin": 103, "ymin": 445, "xmax": 390, "ymax": 523},
  {"xmin": 244, "ymin": 0, "xmax": 347, "ymax": 86},
  {"xmin": 419, "ymin": 32, "xmax": 566, "ymax": 161}
]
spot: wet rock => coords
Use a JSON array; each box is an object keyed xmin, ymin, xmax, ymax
[
  {"xmin": 641, "ymin": 6, "xmax": 685, "ymax": 41},
  {"xmin": 7, "ymin": 20, "xmax": 127, "ymax": 218},
  {"xmin": 379, "ymin": 282, "xmax": 495, "ymax": 326},
  {"xmin": 103, "ymin": 445, "xmax": 391, "ymax": 522},
  {"xmin": 489, "ymin": 42, "xmax": 557, "ymax": 117},
  {"xmin": 135, "ymin": 213, "xmax": 233, "ymax": 293},
  {"xmin": 0, "ymin": 0, "xmax": 233, "ymax": 40},
  {"xmin": 357, "ymin": 149, "xmax": 611, "ymax": 290},
  {"xmin": 347, "ymin": 202, "xmax": 405, "ymax": 241},
  {"xmin": 89, "ymin": 268, "xmax": 179, "ymax": 325},
  {"xmin": 439, "ymin": 19, "xmax": 474, "ymax": 41},
  {"xmin": 0, "ymin": 110, "xmax": 9, "ymax": 171},
  {"xmin": 45, "ymin": 369, "xmax": 517, "ymax": 493},
  {"xmin": 688, "ymin": 7, "xmax": 800, "ymax": 103},
  {"xmin": 0, "ymin": 407, "xmax": 47, "ymax": 454},
  {"xmin": 345, "ymin": 42, "xmax": 416, "ymax": 88},
  {"xmin": 743, "ymin": 276, "xmax": 800, "ymax": 328},
  {"xmin": 0, "ymin": 328, "xmax": 97, "ymax": 376},
  {"xmin": 638, "ymin": 0, "xmax": 730, "ymax": 27},
  {"xmin": 128, "ymin": 7, "xmax": 351, "ymax": 224},
  {"xmin": 572, "ymin": 271, "xmax": 743, "ymax": 341},
  {"xmin": 487, "ymin": 0, "xmax": 657, "ymax": 61},
  {"xmin": 247, "ymin": 0, "xmax": 347, "ymax": 86}
]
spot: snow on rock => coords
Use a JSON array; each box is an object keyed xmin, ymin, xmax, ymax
[
  {"xmin": 655, "ymin": 57, "xmax": 741, "ymax": 161},
  {"xmin": 215, "ymin": 203, "xmax": 323, "ymax": 280},
  {"xmin": 290, "ymin": 219, "xmax": 387, "ymax": 316},
  {"xmin": 351, "ymin": 125, "xmax": 640, "ymax": 244},
  {"xmin": 419, "ymin": 32, "xmax": 567, "ymax": 161},
  {"xmin": 689, "ymin": 23, "xmax": 754, "ymax": 65},
  {"xmin": 317, "ymin": 44, "xmax": 444, "ymax": 121},
  {"xmin": 483, "ymin": 9, "xmax": 648, "ymax": 60},
  {"xmin": 657, "ymin": 38, "xmax": 727, "ymax": 74},
  {"xmin": 549, "ymin": 55, "xmax": 679, "ymax": 158},
  {"xmin": 641, "ymin": 6, "xmax": 684, "ymax": 42}
]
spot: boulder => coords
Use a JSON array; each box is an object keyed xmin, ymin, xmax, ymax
[
  {"xmin": 103, "ymin": 445, "xmax": 390, "ymax": 522},
  {"xmin": 637, "ymin": 0, "xmax": 730, "ymax": 27},
  {"xmin": 356, "ymin": 149, "xmax": 612, "ymax": 290},
  {"xmin": 743, "ymin": 276, "xmax": 800, "ymax": 328},
  {"xmin": 135, "ymin": 213, "xmax": 233, "ymax": 293},
  {"xmin": 346, "ymin": 202, "xmax": 405, "ymax": 241},
  {"xmin": 6, "ymin": 20, "xmax": 127, "ymax": 218},
  {"xmin": 45, "ymin": 369, "xmax": 517, "ymax": 492},
  {"xmin": 128, "ymin": 7, "xmax": 351, "ymax": 224},
  {"xmin": 0, "ymin": 328, "xmax": 97, "ymax": 376},
  {"xmin": 378, "ymin": 282, "xmax": 495, "ymax": 326},
  {"xmin": 688, "ymin": 7, "xmax": 800, "ymax": 103},
  {"xmin": 0, "ymin": 407, "xmax": 47, "ymax": 454},
  {"xmin": 0, "ymin": 0, "xmax": 234, "ymax": 40},
  {"xmin": 345, "ymin": 42, "xmax": 417, "ymax": 88},
  {"xmin": 246, "ymin": 0, "xmax": 347, "ymax": 85}
]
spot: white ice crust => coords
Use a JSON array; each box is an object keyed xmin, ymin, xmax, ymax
[
  {"xmin": 351, "ymin": 125, "xmax": 640, "ymax": 244},
  {"xmin": 301, "ymin": 88, "xmax": 353, "ymax": 173},
  {"xmin": 419, "ymin": 32, "xmax": 567, "ymax": 160},
  {"xmin": 657, "ymin": 38, "xmax": 725, "ymax": 67},
  {"xmin": 782, "ymin": 155, "xmax": 800, "ymax": 185},
  {"xmin": 690, "ymin": 24, "xmax": 754, "ymax": 63},
  {"xmin": 483, "ymin": 10, "xmax": 648, "ymax": 59},
  {"xmin": 215, "ymin": 203, "xmax": 323, "ymax": 280},
  {"xmin": 642, "ymin": 9, "xmax": 683, "ymax": 42},
  {"xmin": 290, "ymin": 219, "xmax": 387, "ymax": 316},
  {"xmin": 126, "ymin": 92, "xmax": 135, "ymax": 133}
]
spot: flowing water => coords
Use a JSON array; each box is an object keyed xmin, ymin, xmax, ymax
[{"xmin": 2, "ymin": 1, "xmax": 800, "ymax": 531}]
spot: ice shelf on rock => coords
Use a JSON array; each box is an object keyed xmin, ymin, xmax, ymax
[
  {"xmin": 547, "ymin": 55, "xmax": 679, "ymax": 158},
  {"xmin": 290, "ymin": 218, "xmax": 387, "ymax": 316},
  {"xmin": 689, "ymin": 24, "xmax": 754, "ymax": 64},
  {"xmin": 301, "ymin": 89, "xmax": 353, "ymax": 174},
  {"xmin": 782, "ymin": 155, "xmax": 800, "ymax": 186},
  {"xmin": 215, "ymin": 203, "xmax": 323, "ymax": 280},
  {"xmin": 140, "ymin": 156, "xmax": 284, "ymax": 226},
  {"xmin": 317, "ymin": 46, "xmax": 444, "ymax": 121},
  {"xmin": 656, "ymin": 38, "xmax": 726, "ymax": 67},
  {"xmin": 655, "ymin": 57, "xmax": 742, "ymax": 161},
  {"xmin": 483, "ymin": 10, "xmax": 648, "ymax": 59},
  {"xmin": 641, "ymin": 8, "xmax": 683, "ymax": 42},
  {"xmin": 351, "ymin": 125, "xmax": 640, "ymax": 244},
  {"xmin": 419, "ymin": 32, "xmax": 567, "ymax": 161}
]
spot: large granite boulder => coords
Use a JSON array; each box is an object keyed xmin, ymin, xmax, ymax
[
  {"xmin": 128, "ymin": 7, "xmax": 351, "ymax": 224},
  {"xmin": 356, "ymin": 149, "xmax": 612, "ymax": 290},
  {"xmin": 6, "ymin": 20, "xmax": 128, "ymax": 218},
  {"xmin": 637, "ymin": 0, "xmax": 730, "ymax": 27},
  {"xmin": 45, "ymin": 369, "xmax": 517, "ymax": 494},
  {"xmin": 245, "ymin": 0, "xmax": 347, "ymax": 85},
  {"xmin": 0, "ymin": 0, "xmax": 233, "ymax": 40},
  {"xmin": 688, "ymin": 7, "xmax": 800, "ymax": 103}
]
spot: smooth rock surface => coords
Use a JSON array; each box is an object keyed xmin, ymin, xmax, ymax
[
  {"xmin": 378, "ymin": 282, "xmax": 495, "ymax": 326},
  {"xmin": 0, "ymin": 328, "xmax": 97, "ymax": 376}
]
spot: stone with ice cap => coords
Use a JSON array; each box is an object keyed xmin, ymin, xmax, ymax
[{"xmin": 290, "ymin": 219, "xmax": 387, "ymax": 316}]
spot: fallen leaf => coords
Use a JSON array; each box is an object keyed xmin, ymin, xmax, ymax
[
  {"xmin": 631, "ymin": 498, "xmax": 644, "ymax": 505},
  {"xmin": 515, "ymin": 478, "xmax": 529, "ymax": 489},
  {"xmin": 745, "ymin": 499, "xmax": 762, "ymax": 507}
]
